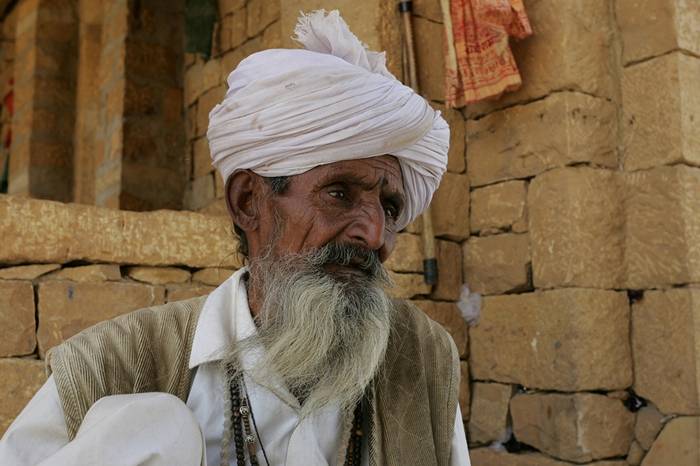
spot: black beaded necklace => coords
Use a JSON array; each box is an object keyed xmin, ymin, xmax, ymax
[{"xmin": 226, "ymin": 368, "xmax": 364, "ymax": 466}]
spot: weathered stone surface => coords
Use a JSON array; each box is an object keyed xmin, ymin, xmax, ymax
[
  {"xmin": 463, "ymin": 233, "xmax": 530, "ymax": 296},
  {"xmin": 0, "ymin": 195, "xmax": 241, "ymax": 268},
  {"xmin": 467, "ymin": 93, "xmax": 617, "ymax": 188},
  {"xmin": 464, "ymin": 0, "xmax": 615, "ymax": 117},
  {"xmin": 37, "ymin": 281, "xmax": 165, "ymax": 354},
  {"xmin": 192, "ymin": 268, "xmax": 235, "ymax": 286},
  {"xmin": 385, "ymin": 233, "xmax": 423, "ymax": 273},
  {"xmin": 433, "ymin": 104, "xmax": 465, "ymax": 174},
  {"xmin": 166, "ymin": 284, "xmax": 215, "ymax": 302},
  {"xmin": 386, "ymin": 272, "xmax": 431, "ymax": 299},
  {"xmin": 127, "ymin": 266, "xmax": 191, "ymax": 285},
  {"xmin": 632, "ymin": 289, "xmax": 700, "ymax": 415},
  {"xmin": 414, "ymin": 15, "xmax": 444, "ymax": 102},
  {"xmin": 635, "ymin": 405, "xmax": 665, "ymax": 450},
  {"xmin": 0, "ymin": 264, "xmax": 60, "ymax": 280},
  {"xmin": 616, "ymin": 0, "xmax": 700, "ymax": 64},
  {"xmin": 470, "ymin": 289, "xmax": 632, "ymax": 391},
  {"xmin": 412, "ymin": 300, "xmax": 468, "ymax": 358},
  {"xmin": 459, "ymin": 361, "xmax": 470, "ymax": 421},
  {"xmin": 467, "ymin": 449, "xmax": 572, "ymax": 466},
  {"xmin": 468, "ymin": 382, "xmax": 513, "ymax": 445},
  {"xmin": 511, "ymin": 393, "xmax": 635, "ymax": 463},
  {"xmin": 431, "ymin": 240, "xmax": 462, "ymax": 301},
  {"xmin": 641, "ymin": 416, "xmax": 699, "ymax": 466},
  {"xmin": 431, "ymin": 172, "xmax": 469, "ymax": 240},
  {"xmin": 529, "ymin": 167, "xmax": 625, "ymax": 289},
  {"xmin": 48, "ymin": 264, "xmax": 122, "ymax": 282},
  {"xmin": 624, "ymin": 166, "xmax": 700, "ymax": 288},
  {"xmin": 184, "ymin": 174, "xmax": 216, "ymax": 211},
  {"xmin": 0, "ymin": 281, "xmax": 35, "ymax": 357},
  {"xmin": 470, "ymin": 181, "xmax": 527, "ymax": 235},
  {"xmin": 622, "ymin": 53, "xmax": 700, "ymax": 170},
  {"xmin": 0, "ymin": 359, "xmax": 46, "ymax": 436},
  {"xmin": 246, "ymin": 0, "xmax": 280, "ymax": 37},
  {"xmin": 627, "ymin": 440, "xmax": 645, "ymax": 466}
]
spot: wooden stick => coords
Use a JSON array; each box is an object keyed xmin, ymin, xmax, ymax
[{"xmin": 398, "ymin": 0, "xmax": 438, "ymax": 285}]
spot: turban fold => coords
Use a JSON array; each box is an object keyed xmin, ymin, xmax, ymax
[{"xmin": 208, "ymin": 10, "xmax": 449, "ymax": 230}]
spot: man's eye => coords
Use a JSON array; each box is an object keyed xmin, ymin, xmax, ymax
[{"xmin": 328, "ymin": 190, "xmax": 346, "ymax": 199}]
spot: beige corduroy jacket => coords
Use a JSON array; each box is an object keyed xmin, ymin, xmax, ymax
[{"xmin": 47, "ymin": 296, "xmax": 460, "ymax": 465}]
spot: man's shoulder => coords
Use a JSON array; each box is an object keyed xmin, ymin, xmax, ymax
[
  {"xmin": 389, "ymin": 299, "xmax": 459, "ymax": 365},
  {"xmin": 47, "ymin": 295, "xmax": 208, "ymax": 369}
]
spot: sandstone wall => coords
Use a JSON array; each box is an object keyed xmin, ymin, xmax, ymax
[{"xmin": 0, "ymin": 1, "xmax": 699, "ymax": 465}]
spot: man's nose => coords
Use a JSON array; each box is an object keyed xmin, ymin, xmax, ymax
[{"xmin": 345, "ymin": 201, "xmax": 386, "ymax": 252}]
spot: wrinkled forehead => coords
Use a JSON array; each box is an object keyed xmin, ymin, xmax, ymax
[{"xmin": 304, "ymin": 155, "xmax": 405, "ymax": 193}]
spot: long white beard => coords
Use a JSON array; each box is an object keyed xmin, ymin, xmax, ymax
[{"xmin": 226, "ymin": 243, "xmax": 395, "ymax": 417}]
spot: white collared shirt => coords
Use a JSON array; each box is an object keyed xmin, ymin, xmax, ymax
[{"xmin": 0, "ymin": 269, "xmax": 471, "ymax": 465}]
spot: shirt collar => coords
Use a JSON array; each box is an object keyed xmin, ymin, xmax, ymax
[{"xmin": 188, "ymin": 267, "xmax": 259, "ymax": 369}]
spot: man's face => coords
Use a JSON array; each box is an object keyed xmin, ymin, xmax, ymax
[{"xmin": 255, "ymin": 155, "xmax": 405, "ymax": 264}]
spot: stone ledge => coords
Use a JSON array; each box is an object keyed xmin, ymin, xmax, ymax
[{"xmin": 0, "ymin": 195, "xmax": 241, "ymax": 268}]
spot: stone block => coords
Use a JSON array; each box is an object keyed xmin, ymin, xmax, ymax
[
  {"xmin": 0, "ymin": 359, "xmax": 46, "ymax": 437},
  {"xmin": 385, "ymin": 233, "xmax": 423, "ymax": 273},
  {"xmin": 184, "ymin": 59, "xmax": 202, "ymax": 106},
  {"xmin": 0, "ymin": 281, "xmax": 35, "ymax": 357},
  {"xmin": 219, "ymin": 0, "xmax": 245, "ymax": 16},
  {"xmin": 622, "ymin": 53, "xmax": 700, "ymax": 170},
  {"xmin": 459, "ymin": 361, "xmax": 470, "ymax": 421},
  {"xmin": 184, "ymin": 174, "xmax": 216, "ymax": 211},
  {"xmin": 166, "ymin": 284, "xmax": 215, "ymax": 302},
  {"xmin": 470, "ymin": 289, "xmax": 632, "ymax": 391},
  {"xmin": 627, "ymin": 441, "xmax": 644, "ymax": 466},
  {"xmin": 198, "ymin": 198, "xmax": 229, "ymax": 217},
  {"xmin": 200, "ymin": 58, "xmax": 221, "ymax": 93},
  {"xmin": 463, "ymin": 233, "xmax": 530, "ymax": 296},
  {"xmin": 511, "ymin": 393, "xmax": 635, "ymax": 463},
  {"xmin": 635, "ymin": 405, "xmax": 664, "ymax": 450},
  {"xmin": 192, "ymin": 137, "xmax": 212, "ymax": 178},
  {"xmin": 0, "ymin": 196, "xmax": 240, "ymax": 268},
  {"xmin": 414, "ymin": 15, "xmax": 444, "ymax": 102},
  {"xmin": 632, "ymin": 289, "xmax": 700, "ymax": 415},
  {"xmin": 431, "ymin": 172, "xmax": 469, "ymax": 240},
  {"xmin": 412, "ymin": 300, "xmax": 468, "ymax": 358},
  {"xmin": 48, "ymin": 264, "xmax": 122, "ymax": 283},
  {"xmin": 641, "ymin": 416, "xmax": 699, "ymax": 466},
  {"xmin": 468, "ymin": 449, "xmax": 574, "ymax": 466},
  {"xmin": 127, "ymin": 266, "xmax": 191, "ymax": 285},
  {"xmin": 247, "ymin": 0, "xmax": 279, "ymax": 37},
  {"xmin": 261, "ymin": 20, "xmax": 282, "ymax": 49},
  {"xmin": 221, "ymin": 7, "xmax": 247, "ymax": 52},
  {"xmin": 386, "ymin": 272, "xmax": 431, "ymax": 299},
  {"xmin": 37, "ymin": 281, "xmax": 165, "ymax": 354},
  {"xmin": 470, "ymin": 181, "xmax": 527, "ymax": 235},
  {"xmin": 431, "ymin": 240, "xmax": 462, "ymax": 301},
  {"xmin": 468, "ymin": 382, "xmax": 513, "ymax": 445},
  {"xmin": 529, "ymin": 167, "xmax": 625, "ymax": 289},
  {"xmin": 192, "ymin": 268, "xmax": 236, "ymax": 286},
  {"xmin": 195, "ymin": 84, "xmax": 225, "ymax": 138},
  {"xmin": 467, "ymin": 92, "xmax": 617, "ymax": 188},
  {"xmin": 464, "ymin": 0, "xmax": 615, "ymax": 118},
  {"xmin": 412, "ymin": 0, "xmax": 443, "ymax": 23},
  {"xmin": 616, "ymin": 0, "xmax": 700, "ymax": 64},
  {"xmin": 433, "ymin": 104, "xmax": 465, "ymax": 174},
  {"xmin": 624, "ymin": 166, "xmax": 700, "ymax": 288},
  {"xmin": 0, "ymin": 264, "xmax": 60, "ymax": 280}
]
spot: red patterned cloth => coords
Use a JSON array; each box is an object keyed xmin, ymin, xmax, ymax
[{"xmin": 441, "ymin": 0, "xmax": 532, "ymax": 107}]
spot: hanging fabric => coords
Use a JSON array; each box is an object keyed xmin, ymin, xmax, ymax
[{"xmin": 441, "ymin": 0, "xmax": 532, "ymax": 108}]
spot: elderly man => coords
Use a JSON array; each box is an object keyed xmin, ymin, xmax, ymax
[{"xmin": 0, "ymin": 10, "xmax": 471, "ymax": 466}]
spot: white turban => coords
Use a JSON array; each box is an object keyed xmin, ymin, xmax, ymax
[{"xmin": 208, "ymin": 10, "xmax": 449, "ymax": 230}]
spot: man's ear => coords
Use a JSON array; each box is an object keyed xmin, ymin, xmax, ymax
[{"xmin": 225, "ymin": 170, "xmax": 261, "ymax": 232}]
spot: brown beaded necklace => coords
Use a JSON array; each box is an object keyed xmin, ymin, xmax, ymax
[{"xmin": 226, "ymin": 368, "xmax": 364, "ymax": 466}]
